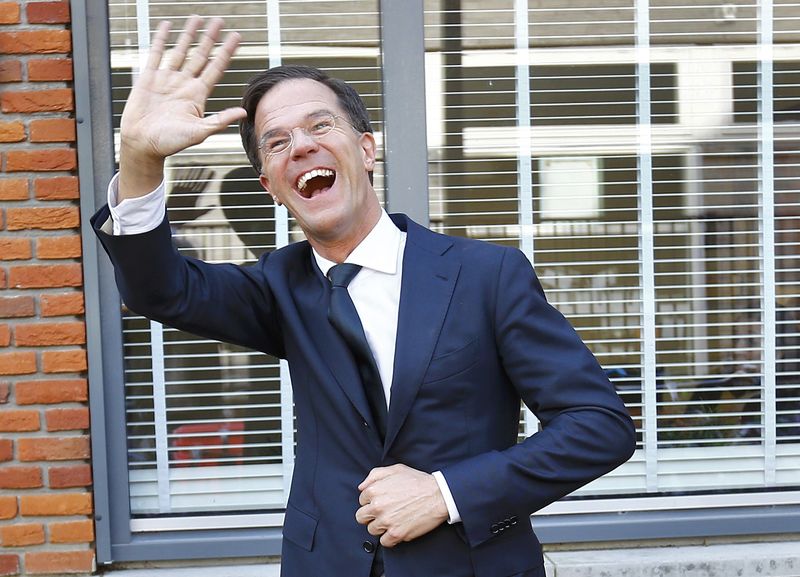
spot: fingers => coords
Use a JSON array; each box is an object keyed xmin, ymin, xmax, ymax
[
  {"xmin": 145, "ymin": 20, "xmax": 171, "ymax": 71},
  {"xmin": 358, "ymin": 479, "xmax": 383, "ymax": 507},
  {"xmin": 355, "ymin": 503, "xmax": 373, "ymax": 525},
  {"xmin": 164, "ymin": 15, "xmax": 203, "ymax": 71},
  {"xmin": 185, "ymin": 17, "xmax": 225, "ymax": 76},
  {"xmin": 356, "ymin": 505, "xmax": 392, "ymax": 544},
  {"xmin": 147, "ymin": 17, "xmax": 236, "ymax": 83},
  {"xmin": 380, "ymin": 531, "xmax": 401, "ymax": 548},
  {"xmin": 358, "ymin": 465, "xmax": 398, "ymax": 491},
  {"xmin": 199, "ymin": 30, "xmax": 242, "ymax": 88}
]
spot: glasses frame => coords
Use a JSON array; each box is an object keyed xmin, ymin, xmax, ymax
[{"xmin": 258, "ymin": 113, "xmax": 361, "ymax": 160}]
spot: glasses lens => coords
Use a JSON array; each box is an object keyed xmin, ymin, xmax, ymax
[
  {"xmin": 263, "ymin": 132, "xmax": 292, "ymax": 156},
  {"xmin": 309, "ymin": 114, "xmax": 336, "ymax": 137},
  {"xmin": 262, "ymin": 114, "xmax": 339, "ymax": 157}
]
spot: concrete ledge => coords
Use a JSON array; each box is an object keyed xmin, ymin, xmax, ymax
[
  {"xmin": 544, "ymin": 541, "xmax": 800, "ymax": 577},
  {"xmin": 108, "ymin": 541, "xmax": 800, "ymax": 577}
]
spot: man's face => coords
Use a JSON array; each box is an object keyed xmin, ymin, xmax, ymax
[{"xmin": 255, "ymin": 78, "xmax": 378, "ymax": 249}]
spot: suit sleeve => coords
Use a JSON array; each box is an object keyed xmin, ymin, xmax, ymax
[
  {"xmin": 440, "ymin": 247, "xmax": 636, "ymax": 548},
  {"xmin": 90, "ymin": 204, "xmax": 285, "ymax": 358}
]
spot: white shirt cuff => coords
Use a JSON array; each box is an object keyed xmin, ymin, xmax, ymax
[
  {"xmin": 432, "ymin": 470, "xmax": 462, "ymax": 524},
  {"xmin": 107, "ymin": 172, "xmax": 167, "ymax": 235}
]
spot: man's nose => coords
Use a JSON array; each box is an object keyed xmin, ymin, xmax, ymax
[{"xmin": 289, "ymin": 127, "xmax": 319, "ymax": 157}]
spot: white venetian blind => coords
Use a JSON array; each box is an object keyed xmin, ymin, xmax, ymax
[
  {"xmin": 423, "ymin": 0, "xmax": 800, "ymax": 508},
  {"xmin": 108, "ymin": 0, "xmax": 383, "ymax": 528}
]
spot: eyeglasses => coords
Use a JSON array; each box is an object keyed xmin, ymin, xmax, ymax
[{"xmin": 258, "ymin": 113, "xmax": 359, "ymax": 158}]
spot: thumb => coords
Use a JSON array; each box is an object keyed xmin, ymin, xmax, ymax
[{"xmin": 198, "ymin": 106, "xmax": 248, "ymax": 138}]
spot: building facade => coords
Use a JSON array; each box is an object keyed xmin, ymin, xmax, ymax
[{"xmin": 0, "ymin": 0, "xmax": 798, "ymax": 574}]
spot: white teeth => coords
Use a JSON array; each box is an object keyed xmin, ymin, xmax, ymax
[{"xmin": 296, "ymin": 168, "xmax": 335, "ymax": 192}]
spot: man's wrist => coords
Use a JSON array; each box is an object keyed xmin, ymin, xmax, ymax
[
  {"xmin": 118, "ymin": 142, "xmax": 166, "ymax": 202},
  {"xmin": 432, "ymin": 470, "xmax": 462, "ymax": 524}
]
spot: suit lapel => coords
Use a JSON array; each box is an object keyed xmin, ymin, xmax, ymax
[
  {"xmin": 384, "ymin": 216, "xmax": 461, "ymax": 454},
  {"xmin": 289, "ymin": 249, "xmax": 378, "ymax": 436}
]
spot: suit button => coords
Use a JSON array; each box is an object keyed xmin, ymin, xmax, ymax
[
  {"xmin": 510, "ymin": 516, "xmax": 518, "ymax": 525},
  {"xmin": 490, "ymin": 523, "xmax": 500, "ymax": 534},
  {"xmin": 363, "ymin": 540, "xmax": 376, "ymax": 553}
]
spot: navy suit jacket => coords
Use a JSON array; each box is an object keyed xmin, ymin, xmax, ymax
[{"xmin": 92, "ymin": 208, "xmax": 635, "ymax": 577}]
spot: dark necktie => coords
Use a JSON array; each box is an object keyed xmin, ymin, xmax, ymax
[{"xmin": 327, "ymin": 263, "xmax": 388, "ymax": 441}]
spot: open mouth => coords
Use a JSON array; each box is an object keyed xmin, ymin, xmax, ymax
[{"xmin": 296, "ymin": 168, "xmax": 336, "ymax": 198}]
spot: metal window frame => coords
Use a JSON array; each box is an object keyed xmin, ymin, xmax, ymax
[{"xmin": 74, "ymin": 0, "xmax": 799, "ymax": 566}]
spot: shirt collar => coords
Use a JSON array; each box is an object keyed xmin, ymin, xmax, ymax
[{"xmin": 313, "ymin": 210, "xmax": 403, "ymax": 277}]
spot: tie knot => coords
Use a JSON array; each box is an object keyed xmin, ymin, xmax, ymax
[{"xmin": 328, "ymin": 263, "xmax": 362, "ymax": 288}]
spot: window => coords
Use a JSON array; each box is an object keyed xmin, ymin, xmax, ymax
[{"xmin": 422, "ymin": 0, "xmax": 800, "ymax": 513}]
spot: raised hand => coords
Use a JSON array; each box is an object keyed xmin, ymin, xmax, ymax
[{"xmin": 118, "ymin": 17, "xmax": 247, "ymax": 201}]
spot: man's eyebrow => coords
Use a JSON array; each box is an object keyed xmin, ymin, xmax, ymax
[{"xmin": 306, "ymin": 108, "xmax": 336, "ymax": 119}]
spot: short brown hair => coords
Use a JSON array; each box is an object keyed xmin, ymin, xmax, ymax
[{"xmin": 239, "ymin": 65, "xmax": 373, "ymax": 174}]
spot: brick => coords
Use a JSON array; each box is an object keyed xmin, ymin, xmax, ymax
[
  {"xmin": 6, "ymin": 207, "xmax": 79, "ymax": 231},
  {"xmin": 0, "ymin": 410, "xmax": 40, "ymax": 432},
  {"xmin": 34, "ymin": 176, "xmax": 78, "ymax": 200},
  {"xmin": 48, "ymin": 464, "xmax": 91, "ymax": 488},
  {"xmin": 0, "ymin": 496, "xmax": 17, "ymax": 519},
  {"xmin": 27, "ymin": 57, "xmax": 72, "ymax": 82},
  {"xmin": 48, "ymin": 520, "xmax": 93, "ymax": 544},
  {"xmin": 0, "ymin": 554, "xmax": 19, "ymax": 576},
  {"xmin": 0, "ymin": 466, "xmax": 43, "ymax": 489},
  {"xmin": 0, "ymin": 179, "xmax": 28, "ymax": 201},
  {"xmin": 0, "ymin": 352, "xmax": 37, "ymax": 376},
  {"xmin": 36, "ymin": 235, "xmax": 81, "ymax": 259},
  {"xmin": 0, "ymin": 325, "xmax": 9, "ymax": 346},
  {"xmin": 42, "ymin": 350, "xmax": 87, "ymax": 374},
  {"xmin": 19, "ymin": 493, "xmax": 91, "ymax": 516},
  {"xmin": 15, "ymin": 379, "xmax": 87, "ymax": 404},
  {"xmin": 15, "ymin": 322, "xmax": 85, "ymax": 346},
  {"xmin": 17, "ymin": 436, "xmax": 90, "ymax": 462},
  {"xmin": 0, "ymin": 382, "xmax": 8, "ymax": 403},
  {"xmin": 40, "ymin": 293, "xmax": 83, "ymax": 317},
  {"xmin": 45, "ymin": 407, "xmax": 88, "ymax": 431},
  {"xmin": 27, "ymin": 2, "xmax": 70, "ymax": 24},
  {"xmin": 0, "ymin": 238, "xmax": 32, "ymax": 260},
  {"xmin": 4, "ymin": 149, "xmax": 76, "ymax": 172},
  {"xmin": 29, "ymin": 118, "xmax": 75, "ymax": 143},
  {"xmin": 0, "ymin": 121, "xmax": 24, "ymax": 143},
  {"xmin": 0, "ymin": 60, "xmax": 22, "ymax": 83},
  {"xmin": 0, "ymin": 269, "xmax": 6, "ymax": 289},
  {"xmin": 0, "ymin": 30, "xmax": 71, "ymax": 54},
  {"xmin": 8, "ymin": 264, "xmax": 82, "ymax": 289},
  {"xmin": 0, "ymin": 439, "xmax": 11, "ymax": 462},
  {"xmin": 25, "ymin": 551, "xmax": 94, "ymax": 574},
  {"xmin": 0, "ymin": 2, "xmax": 20, "ymax": 24},
  {"xmin": 0, "ymin": 524, "xmax": 45, "ymax": 547},
  {"xmin": 0, "ymin": 296, "xmax": 34, "ymax": 318},
  {"xmin": 0, "ymin": 88, "xmax": 73, "ymax": 113}
]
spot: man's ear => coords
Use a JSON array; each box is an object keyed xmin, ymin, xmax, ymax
[
  {"xmin": 259, "ymin": 173, "xmax": 281, "ymax": 205},
  {"xmin": 359, "ymin": 131, "xmax": 377, "ymax": 171}
]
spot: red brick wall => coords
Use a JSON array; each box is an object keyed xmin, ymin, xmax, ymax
[{"xmin": 0, "ymin": 1, "xmax": 94, "ymax": 575}]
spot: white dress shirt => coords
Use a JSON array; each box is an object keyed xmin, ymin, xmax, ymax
[{"xmin": 107, "ymin": 175, "xmax": 462, "ymax": 524}]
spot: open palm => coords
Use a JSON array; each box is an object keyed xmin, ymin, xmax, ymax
[{"xmin": 120, "ymin": 17, "xmax": 247, "ymax": 161}]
